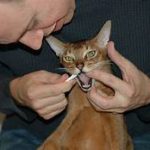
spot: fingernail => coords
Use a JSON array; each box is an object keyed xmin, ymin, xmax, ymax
[{"xmin": 61, "ymin": 74, "xmax": 69, "ymax": 80}]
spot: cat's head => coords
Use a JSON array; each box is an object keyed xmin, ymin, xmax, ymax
[{"xmin": 46, "ymin": 20, "xmax": 111, "ymax": 92}]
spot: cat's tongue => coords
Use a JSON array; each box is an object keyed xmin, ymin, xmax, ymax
[
  {"xmin": 76, "ymin": 72, "xmax": 93, "ymax": 91},
  {"xmin": 78, "ymin": 73, "xmax": 90, "ymax": 85}
]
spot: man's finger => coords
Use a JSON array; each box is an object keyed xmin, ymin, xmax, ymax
[
  {"xmin": 107, "ymin": 42, "xmax": 135, "ymax": 74},
  {"xmin": 87, "ymin": 70, "xmax": 131, "ymax": 95},
  {"xmin": 29, "ymin": 80, "xmax": 74, "ymax": 99}
]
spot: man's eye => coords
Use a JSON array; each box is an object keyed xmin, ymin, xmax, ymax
[{"xmin": 63, "ymin": 56, "xmax": 74, "ymax": 62}]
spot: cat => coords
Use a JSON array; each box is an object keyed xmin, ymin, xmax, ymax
[{"xmin": 38, "ymin": 21, "xmax": 133, "ymax": 150}]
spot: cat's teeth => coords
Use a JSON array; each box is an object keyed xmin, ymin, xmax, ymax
[
  {"xmin": 65, "ymin": 74, "xmax": 77, "ymax": 82},
  {"xmin": 82, "ymin": 85, "xmax": 90, "ymax": 88}
]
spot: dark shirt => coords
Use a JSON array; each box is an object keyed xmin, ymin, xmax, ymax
[{"xmin": 0, "ymin": 0, "xmax": 150, "ymax": 140}]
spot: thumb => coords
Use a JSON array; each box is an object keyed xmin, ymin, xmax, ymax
[
  {"xmin": 107, "ymin": 41, "xmax": 128, "ymax": 70},
  {"xmin": 55, "ymin": 74, "xmax": 69, "ymax": 83},
  {"xmin": 41, "ymin": 72, "xmax": 68, "ymax": 84}
]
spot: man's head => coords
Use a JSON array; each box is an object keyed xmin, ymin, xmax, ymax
[{"xmin": 0, "ymin": 0, "xmax": 75, "ymax": 49}]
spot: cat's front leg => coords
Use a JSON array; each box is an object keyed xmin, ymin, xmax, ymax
[
  {"xmin": 38, "ymin": 107, "xmax": 82, "ymax": 150},
  {"xmin": 37, "ymin": 140, "xmax": 60, "ymax": 150}
]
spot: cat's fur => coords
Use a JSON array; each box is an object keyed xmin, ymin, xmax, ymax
[{"xmin": 38, "ymin": 21, "xmax": 133, "ymax": 150}]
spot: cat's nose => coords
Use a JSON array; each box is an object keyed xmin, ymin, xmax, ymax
[{"xmin": 77, "ymin": 63, "xmax": 84, "ymax": 70}]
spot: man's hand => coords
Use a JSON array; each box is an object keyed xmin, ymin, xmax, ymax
[
  {"xmin": 87, "ymin": 42, "xmax": 150, "ymax": 113},
  {"xmin": 10, "ymin": 71, "xmax": 75, "ymax": 119}
]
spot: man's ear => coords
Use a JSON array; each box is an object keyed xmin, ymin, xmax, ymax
[
  {"xmin": 46, "ymin": 36, "xmax": 66, "ymax": 57},
  {"xmin": 95, "ymin": 20, "xmax": 111, "ymax": 48}
]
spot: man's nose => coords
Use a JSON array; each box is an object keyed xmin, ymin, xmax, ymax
[{"xmin": 19, "ymin": 29, "xmax": 44, "ymax": 50}]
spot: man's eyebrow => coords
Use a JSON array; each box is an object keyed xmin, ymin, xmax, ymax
[{"xmin": 0, "ymin": 0, "xmax": 23, "ymax": 3}]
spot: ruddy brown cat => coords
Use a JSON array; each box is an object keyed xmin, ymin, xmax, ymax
[{"xmin": 38, "ymin": 21, "xmax": 133, "ymax": 150}]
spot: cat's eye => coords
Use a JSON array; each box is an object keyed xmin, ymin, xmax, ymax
[
  {"xmin": 63, "ymin": 56, "xmax": 74, "ymax": 62},
  {"xmin": 86, "ymin": 50, "xmax": 97, "ymax": 58}
]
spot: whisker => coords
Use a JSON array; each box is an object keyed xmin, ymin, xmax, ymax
[
  {"xmin": 55, "ymin": 67, "xmax": 68, "ymax": 74},
  {"xmin": 98, "ymin": 60, "xmax": 112, "ymax": 66},
  {"xmin": 92, "ymin": 60, "xmax": 112, "ymax": 70},
  {"xmin": 55, "ymin": 67, "xmax": 67, "ymax": 71}
]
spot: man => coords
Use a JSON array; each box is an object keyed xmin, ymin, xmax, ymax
[
  {"xmin": 0, "ymin": 0, "xmax": 76, "ymax": 119},
  {"xmin": 0, "ymin": 0, "xmax": 75, "ymax": 49}
]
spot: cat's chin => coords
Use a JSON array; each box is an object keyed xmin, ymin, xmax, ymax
[{"xmin": 76, "ymin": 72, "xmax": 94, "ymax": 92}]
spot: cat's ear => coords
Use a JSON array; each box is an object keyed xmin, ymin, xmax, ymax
[
  {"xmin": 46, "ymin": 36, "xmax": 66, "ymax": 57},
  {"xmin": 95, "ymin": 20, "xmax": 111, "ymax": 48}
]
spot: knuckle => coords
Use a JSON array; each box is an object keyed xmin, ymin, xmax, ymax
[
  {"xmin": 33, "ymin": 70, "xmax": 48, "ymax": 80},
  {"xmin": 43, "ymin": 113, "xmax": 56, "ymax": 120},
  {"xmin": 121, "ymin": 100, "xmax": 130, "ymax": 109},
  {"xmin": 56, "ymin": 100, "xmax": 67, "ymax": 111},
  {"xmin": 101, "ymin": 101, "xmax": 110, "ymax": 109},
  {"xmin": 37, "ymin": 111, "xmax": 50, "ymax": 120},
  {"xmin": 28, "ymin": 100, "xmax": 40, "ymax": 110},
  {"xmin": 88, "ymin": 90, "xmax": 97, "ymax": 100},
  {"xmin": 36, "ymin": 110, "xmax": 43, "ymax": 116},
  {"xmin": 42, "ymin": 115, "xmax": 50, "ymax": 120},
  {"xmin": 38, "ymin": 70, "xmax": 46, "ymax": 75},
  {"xmin": 26, "ymin": 87, "xmax": 36, "ymax": 100},
  {"xmin": 113, "ymin": 109, "xmax": 125, "ymax": 113},
  {"xmin": 43, "ymin": 116, "xmax": 50, "ymax": 120},
  {"xmin": 61, "ymin": 99, "xmax": 68, "ymax": 107},
  {"xmin": 94, "ymin": 106, "xmax": 101, "ymax": 111},
  {"xmin": 65, "ymin": 84, "xmax": 74, "ymax": 92},
  {"xmin": 127, "ymin": 87, "xmax": 136, "ymax": 98},
  {"xmin": 60, "ymin": 81, "xmax": 75, "ymax": 93},
  {"xmin": 119, "ymin": 110, "xmax": 125, "ymax": 113},
  {"xmin": 60, "ymin": 105, "xmax": 67, "ymax": 111},
  {"xmin": 30, "ymin": 102, "xmax": 38, "ymax": 110}
]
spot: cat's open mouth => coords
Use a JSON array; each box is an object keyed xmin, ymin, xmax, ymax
[{"xmin": 76, "ymin": 72, "xmax": 94, "ymax": 92}]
